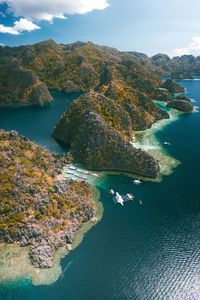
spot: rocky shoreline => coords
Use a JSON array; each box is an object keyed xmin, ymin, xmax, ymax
[
  {"xmin": 0, "ymin": 130, "xmax": 99, "ymax": 270},
  {"xmin": 0, "ymin": 188, "xmax": 103, "ymax": 286}
]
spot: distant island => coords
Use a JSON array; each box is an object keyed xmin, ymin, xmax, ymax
[{"xmin": 0, "ymin": 40, "xmax": 195, "ymax": 276}]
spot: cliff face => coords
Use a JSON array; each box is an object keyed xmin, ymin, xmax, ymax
[
  {"xmin": 153, "ymin": 80, "xmax": 193, "ymax": 111},
  {"xmin": 167, "ymin": 99, "xmax": 193, "ymax": 112},
  {"xmin": 53, "ymin": 92, "xmax": 164, "ymax": 178},
  {"xmin": 0, "ymin": 57, "xmax": 52, "ymax": 107},
  {"xmin": 161, "ymin": 79, "xmax": 185, "ymax": 93},
  {"xmin": 150, "ymin": 53, "xmax": 200, "ymax": 79},
  {"xmin": 0, "ymin": 130, "xmax": 96, "ymax": 268}
]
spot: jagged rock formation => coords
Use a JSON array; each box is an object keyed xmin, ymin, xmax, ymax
[
  {"xmin": 161, "ymin": 79, "xmax": 185, "ymax": 93},
  {"xmin": 1, "ymin": 40, "xmax": 200, "ymax": 108},
  {"xmin": 53, "ymin": 92, "xmax": 167, "ymax": 178},
  {"xmin": 132, "ymin": 52, "xmax": 200, "ymax": 79},
  {"xmin": 0, "ymin": 40, "xmax": 161, "ymax": 94},
  {"xmin": 0, "ymin": 130, "xmax": 96, "ymax": 268},
  {"xmin": 167, "ymin": 99, "xmax": 193, "ymax": 112},
  {"xmin": 153, "ymin": 88, "xmax": 173, "ymax": 102},
  {"xmin": 0, "ymin": 57, "xmax": 52, "ymax": 107}
]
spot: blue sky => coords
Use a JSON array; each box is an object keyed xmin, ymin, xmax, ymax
[{"xmin": 1, "ymin": 0, "xmax": 200, "ymax": 56}]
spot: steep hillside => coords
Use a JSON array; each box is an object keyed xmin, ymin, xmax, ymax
[
  {"xmin": 0, "ymin": 56, "xmax": 52, "ymax": 107},
  {"xmin": 0, "ymin": 130, "xmax": 96, "ymax": 268},
  {"xmin": 53, "ymin": 91, "xmax": 167, "ymax": 178}
]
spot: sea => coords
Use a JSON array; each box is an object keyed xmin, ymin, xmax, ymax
[{"xmin": 0, "ymin": 80, "xmax": 200, "ymax": 300}]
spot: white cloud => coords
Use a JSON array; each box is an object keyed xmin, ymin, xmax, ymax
[
  {"xmin": 0, "ymin": 24, "xmax": 19, "ymax": 34},
  {"xmin": 172, "ymin": 36, "xmax": 200, "ymax": 57},
  {"xmin": 0, "ymin": 18, "xmax": 40, "ymax": 35},
  {"xmin": 0, "ymin": 0, "xmax": 110, "ymax": 21},
  {"xmin": 14, "ymin": 18, "xmax": 40, "ymax": 32}
]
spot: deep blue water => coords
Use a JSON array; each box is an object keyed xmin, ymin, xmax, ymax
[
  {"xmin": 0, "ymin": 90, "xmax": 80, "ymax": 153},
  {"xmin": 1, "ymin": 81, "xmax": 200, "ymax": 300}
]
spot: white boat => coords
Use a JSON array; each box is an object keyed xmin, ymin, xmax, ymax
[
  {"xmin": 110, "ymin": 189, "xmax": 115, "ymax": 195},
  {"xmin": 69, "ymin": 166, "xmax": 76, "ymax": 170},
  {"xmin": 133, "ymin": 179, "xmax": 142, "ymax": 185},
  {"xmin": 115, "ymin": 192, "xmax": 124, "ymax": 206},
  {"xmin": 91, "ymin": 173, "xmax": 100, "ymax": 178},
  {"xmin": 83, "ymin": 171, "xmax": 89, "ymax": 175},
  {"xmin": 139, "ymin": 200, "xmax": 143, "ymax": 205},
  {"xmin": 163, "ymin": 141, "xmax": 171, "ymax": 146},
  {"xmin": 126, "ymin": 193, "xmax": 134, "ymax": 200}
]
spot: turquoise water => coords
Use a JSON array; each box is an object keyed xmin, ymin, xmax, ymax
[{"xmin": 1, "ymin": 81, "xmax": 200, "ymax": 299}]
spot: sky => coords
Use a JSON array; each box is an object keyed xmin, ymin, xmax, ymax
[{"xmin": 1, "ymin": 0, "xmax": 200, "ymax": 57}]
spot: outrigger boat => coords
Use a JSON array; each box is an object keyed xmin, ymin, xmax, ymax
[
  {"xmin": 91, "ymin": 173, "xmax": 100, "ymax": 178},
  {"xmin": 133, "ymin": 179, "xmax": 142, "ymax": 185},
  {"xmin": 113, "ymin": 192, "xmax": 135, "ymax": 205},
  {"xmin": 125, "ymin": 193, "xmax": 134, "ymax": 200},
  {"xmin": 114, "ymin": 192, "xmax": 124, "ymax": 206},
  {"xmin": 69, "ymin": 165, "xmax": 77, "ymax": 170}
]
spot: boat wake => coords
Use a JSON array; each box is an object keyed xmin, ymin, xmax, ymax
[{"xmin": 60, "ymin": 261, "xmax": 73, "ymax": 280}]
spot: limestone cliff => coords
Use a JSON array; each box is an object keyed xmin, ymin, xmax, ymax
[
  {"xmin": 0, "ymin": 130, "xmax": 96, "ymax": 268},
  {"xmin": 0, "ymin": 57, "xmax": 52, "ymax": 107},
  {"xmin": 53, "ymin": 92, "xmax": 165, "ymax": 178}
]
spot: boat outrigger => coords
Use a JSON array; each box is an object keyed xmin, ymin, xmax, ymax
[{"xmin": 110, "ymin": 189, "xmax": 115, "ymax": 195}]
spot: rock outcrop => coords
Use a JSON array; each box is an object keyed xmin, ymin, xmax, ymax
[
  {"xmin": 0, "ymin": 58, "xmax": 52, "ymax": 107},
  {"xmin": 0, "ymin": 130, "xmax": 96, "ymax": 268},
  {"xmin": 161, "ymin": 79, "xmax": 185, "ymax": 94},
  {"xmin": 131, "ymin": 52, "xmax": 200, "ymax": 79},
  {"xmin": 153, "ymin": 88, "xmax": 173, "ymax": 102},
  {"xmin": 167, "ymin": 99, "xmax": 193, "ymax": 112},
  {"xmin": 53, "ymin": 92, "xmax": 166, "ymax": 178}
]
